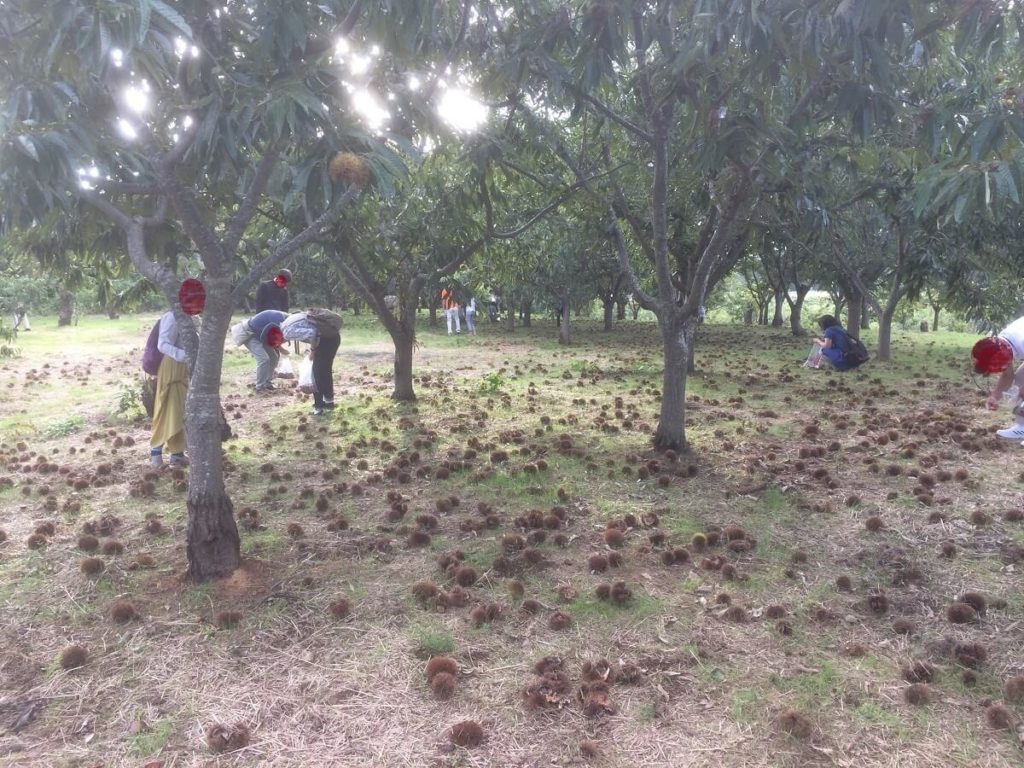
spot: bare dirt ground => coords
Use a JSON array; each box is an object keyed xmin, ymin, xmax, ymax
[{"xmin": 1, "ymin": 315, "xmax": 1022, "ymax": 767}]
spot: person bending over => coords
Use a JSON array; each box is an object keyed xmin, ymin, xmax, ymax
[{"xmin": 972, "ymin": 316, "xmax": 1024, "ymax": 440}]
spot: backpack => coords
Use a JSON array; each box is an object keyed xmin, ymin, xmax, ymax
[
  {"xmin": 839, "ymin": 329, "xmax": 870, "ymax": 368},
  {"xmin": 307, "ymin": 308, "xmax": 344, "ymax": 332},
  {"xmin": 141, "ymin": 320, "xmax": 163, "ymax": 375}
]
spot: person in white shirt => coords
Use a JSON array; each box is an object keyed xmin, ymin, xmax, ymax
[
  {"xmin": 150, "ymin": 311, "xmax": 193, "ymax": 468},
  {"xmin": 465, "ymin": 296, "xmax": 477, "ymax": 335},
  {"xmin": 972, "ymin": 316, "xmax": 1024, "ymax": 440},
  {"xmin": 12, "ymin": 303, "xmax": 30, "ymax": 331}
]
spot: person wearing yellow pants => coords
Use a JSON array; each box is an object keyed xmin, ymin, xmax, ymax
[{"xmin": 150, "ymin": 311, "xmax": 192, "ymax": 469}]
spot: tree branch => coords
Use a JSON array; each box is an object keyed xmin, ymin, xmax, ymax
[
  {"xmin": 232, "ymin": 185, "xmax": 362, "ymax": 302},
  {"xmin": 577, "ymin": 90, "xmax": 654, "ymax": 143},
  {"xmin": 222, "ymin": 147, "xmax": 279, "ymax": 257}
]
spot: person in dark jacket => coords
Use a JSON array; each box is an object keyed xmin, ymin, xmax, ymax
[{"xmin": 255, "ymin": 269, "xmax": 291, "ymax": 313}]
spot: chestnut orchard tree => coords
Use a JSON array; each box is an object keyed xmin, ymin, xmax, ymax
[
  {"xmin": 328, "ymin": 140, "xmax": 587, "ymax": 399},
  {"xmin": 489, "ymin": 0, "xmax": 990, "ymax": 451},
  {"xmin": 0, "ymin": 0, "xmax": 471, "ymax": 581}
]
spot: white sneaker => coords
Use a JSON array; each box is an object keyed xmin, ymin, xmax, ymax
[{"xmin": 996, "ymin": 422, "xmax": 1024, "ymax": 440}]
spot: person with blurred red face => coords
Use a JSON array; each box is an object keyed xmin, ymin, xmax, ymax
[
  {"xmin": 239, "ymin": 310, "xmax": 288, "ymax": 392},
  {"xmin": 972, "ymin": 316, "xmax": 1024, "ymax": 439},
  {"xmin": 255, "ymin": 269, "xmax": 291, "ymax": 313}
]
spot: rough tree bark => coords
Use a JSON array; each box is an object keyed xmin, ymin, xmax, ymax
[
  {"xmin": 931, "ymin": 303, "xmax": 940, "ymax": 331},
  {"xmin": 558, "ymin": 292, "xmax": 571, "ymax": 345},
  {"xmin": 521, "ymin": 299, "xmax": 532, "ymax": 328},
  {"xmin": 787, "ymin": 285, "xmax": 811, "ymax": 336},
  {"xmin": 57, "ymin": 288, "xmax": 75, "ymax": 326},
  {"xmin": 183, "ymin": 280, "xmax": 239, "ymax": 581},
  {"xmin": 602, "ymin": 296, "xmax": 615, "ymax": 330},
  {"xmin": 771, "ymin": 287, "xmax": 785, "ymax": 327}
]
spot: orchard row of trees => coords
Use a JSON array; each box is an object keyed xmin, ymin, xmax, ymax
[{"xmin": 1, "ymin": 1, "xmax": 1022, "ymax": 580}]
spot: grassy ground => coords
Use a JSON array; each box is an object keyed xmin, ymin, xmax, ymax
[{"xmin": 1, "ymin": 312, "xmax": 1022, "ymax": 767}]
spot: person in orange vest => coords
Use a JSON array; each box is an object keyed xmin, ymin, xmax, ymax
[{"xmin": 441, "ymin": 287, "xmax": 461, "ymax": 335}]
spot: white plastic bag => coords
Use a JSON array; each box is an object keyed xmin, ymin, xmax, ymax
[
  {"xmin": 275, "ymin": 356, "xmax": 295, "ymax": 379},
  {"xmin": 298, "ymin": 357, "xmax": 316, "ymax": 394}
]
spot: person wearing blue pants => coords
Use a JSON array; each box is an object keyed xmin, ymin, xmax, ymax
[{"xmin": 242, "ymin": 310, "xmax": 287, "ymax": 391}]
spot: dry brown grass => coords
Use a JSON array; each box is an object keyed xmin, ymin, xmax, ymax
[{"xmin": 1, "ymin": 321, "xmax": 1023, "ymax": 766}]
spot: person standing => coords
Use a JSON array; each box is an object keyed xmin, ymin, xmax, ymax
[
  {"xmin": 973, "ymin": 317, "xmax": 1024, "ymax": 439},
  {"xmin": 441, "ymin": 287, "xmax": 461, "ymax": 335},
  {"xmin": 255, "ymin": 269, "xmax": 291, "ymax": 312},
  {"xmin": 283, "ymin": 309, "xmax": 343, "ymax": 416},
  {"xmin": 465, "ymin": 296, "xmax": 477, "ymax": 335},
  {"xmin": 150, "ymin": 310, "xmax": 193, "ymax": 468},
  {"xmin": 11, "ymin": 303, "xmax": 30, "ymax": 331},
  {"xmin": 236, "ymin": 309, "xmax": 287, "ymax": 391}
]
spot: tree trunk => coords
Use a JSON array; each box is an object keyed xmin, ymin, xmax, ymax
[
  {"xmin": 653, "ymin": 316, "xmax": 694, "ymax": 451},
  {"xmin": 603, "ymin": 298, "xmax": 614, "ymax": 331},
  {"xmin": 558, "ymin": 293, "xmax": 570, "ymax": 345},
  {"xmin": 521, "ymin": 300, "xmax": 532, "ymax": 328},
  {"xmin": 616, "ymin": 298, "xmax": 627, "ymax": 320},
  {"xmin": 351, "ymin": 299, "xmax": 361, "ymax": 316},
  {"xmin": 931, "ymin": 304, "xmax": 940, "ymax": 332},
  {"xmin": 57, "ymin": 289, "xmax": 75, "ymax": 327},
  {"xmin": 860, "ymin": 297, "xmax": 870, "ymax": 330},
  {"xmin": 846, "ymin": 289, "xmax": 862, "ymax": 334},
  {"xmin": 505, "ymin": 304, "xmax": 515, "ymax": 331},
  {"xmin": 392, "ymin": 330, "xmax": 416, "ymax": 401},
  {"xmin": 106, "ymin": 304, "xmax": 120, "ymax": 319},
  {"xmin": 771, "ymin": 287, "xmax": 785, "ymax": 327},
  {"xmin": 758, "ymin": 302, "xmax": 769, "ymax": 325},
  {"xmin": 631, "ymin": 302, "xmax": 641, "ymax": 320},
  {"xmin": 184, "ymin": 300, "xmax": 240, "ymax": 582},
  {"xmin": 876, "ymin": 308, "xmax": 895, "ymax": 361},
  {"xmin": 789, "ymin": 287, "xmax": 810, "ymax": 337},
  {"xmin": 743, "ymin": 305, "xmax": 753, "ymax": 325}
]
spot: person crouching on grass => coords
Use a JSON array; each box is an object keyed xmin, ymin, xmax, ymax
[
  {"xmin": 811, "ymin": 315, "xmax": 857, "ymax": 371},
  {"xmin": 239, "ymin": 309, "xmax": 288, "ymax": 391},
  {"xmin": 972, "ymin": 317, "xmax": 1024, "ymax": 440}
]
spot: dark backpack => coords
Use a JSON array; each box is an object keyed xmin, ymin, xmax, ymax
[
  {"xmin": 839, "ymin": 329, "xmax": 870, "ymax": 368},
  {"xmin": 142, "ymin": 320, "xmax": 163, "ymax": 375}
]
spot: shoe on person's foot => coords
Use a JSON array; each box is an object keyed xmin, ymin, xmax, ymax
[
  {"xmin": 149, "ymin": 453, "xmax": 164, "ymax": 469},
  {"xmin": 322, "ymin": 401, "xmax": 336, "ymax": 410},
  {"xmin": 312, "ymin": 407, "xmax": 325, "ymax": 416},
  {"xmin": 168, "ymin": 454, "xmax": 189, "ymax": 468},
  {"xmin": 996, "ymin": 421, "xmax": 1024, "ymax": 440}
]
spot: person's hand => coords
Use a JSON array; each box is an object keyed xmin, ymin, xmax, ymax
[{"xmin": 986, "ymin": 392, "xmax": 1000, "ymax": 411}]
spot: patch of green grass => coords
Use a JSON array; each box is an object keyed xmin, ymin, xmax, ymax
[
  {"xmin": 635, "ymin": 702, "xmax": 659, "ymax": 723},
  {"xmin": 564, "ymin": 592, "xmax": 663, "ymax": 622},
  {"xmin": 127, "ymin": 718, "xmax": 175, "ymax": 758},
  {"xmin": 853, "ymin": 699, "xmax": 910, "ymax": 740},
  {"xmin": 241, "ymin": 528, "xmax": 285, "ymax": 557},
  {"xmin": 409, "ymin": 622, "xmax": 456, "ymax": 656},
  {"xmin": 729, "ymin": 687, "xmax": 761, "ymax": 724},
  {"xmin": 43, "ymin": 416, "xmax": 85, "ymax": 438},
  {"xmin": 771, "ymin": 660, "xmax": 843, "ymax": 710}
]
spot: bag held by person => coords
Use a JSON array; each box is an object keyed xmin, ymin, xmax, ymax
[
  {"xmin": 298, "ymin": 357, "xmax": 316, "ymax": 394},
  {"xmin": 230, "ymin": 320, "xmax": 253, "ymax": 346},
  {"xmin": 141, "ymin": 321, "xmax": 163, "ymax": 375},
  {"xmin": 275, "ymin": 357, "xmax": 295, "ymax": 379}
]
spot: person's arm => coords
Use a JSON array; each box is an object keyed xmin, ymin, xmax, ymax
[
  {"xmin": 157, "ymin": 314, "xmax": 189, "ymax": 363},
  {"xmin": 987, "ymin": 365, "xmax": 1016, "ymax": 410}
]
